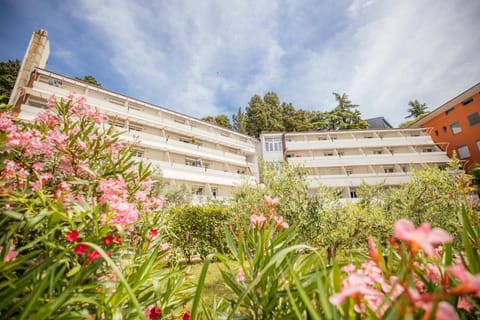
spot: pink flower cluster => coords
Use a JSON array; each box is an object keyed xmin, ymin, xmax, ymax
[
  {"xmin": 330, "ymin": 261, "xmax": 403, "ymax": 317},
  {"xmin": 250, "ymin": 195, "xmax": 289, "ymax": 230},
  {"xmin": 330, "ymin": 219, "xmax": 480, "ymax": 319},
  {"xmin": 1, "ymin": 242, "xmax": 19, "ymax": 263}
]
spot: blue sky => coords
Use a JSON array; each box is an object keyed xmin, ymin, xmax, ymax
[{"xmin": 2, "ymin": 0, "xmax": 479, "ymax": 126}]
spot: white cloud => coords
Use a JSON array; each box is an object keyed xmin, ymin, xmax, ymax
[{"xmin": 72, "ymin": 0, "xmax": 480, "ymax": 126}]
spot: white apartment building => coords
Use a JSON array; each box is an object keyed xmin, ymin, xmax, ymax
[
  {"xmin": 9, "ymin": 30, "xmax": 259, "ymax": 202},
  {"xmin": 260, "ymin": 129, "xmax": 451, "ymax": 198}
]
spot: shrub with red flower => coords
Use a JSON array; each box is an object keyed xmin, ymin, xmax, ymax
[{"xmin": 0, "ymin": 95, "xmax": 193, "ymax": 318}]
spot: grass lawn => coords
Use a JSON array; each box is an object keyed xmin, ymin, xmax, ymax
[{"xmin": 186, "ymin": 261, "xmax": 235, "ymax": 308}]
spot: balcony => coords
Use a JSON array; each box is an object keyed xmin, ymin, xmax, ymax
[
  {"xmin": 144, "ymin": 159, "xmax": 256, "ymax": 186},
  {"xmin": 285, "ymin": 136, "xmax": 434, "ymax": 151},
  {"xmin": 287, "ymin": 152, "xmax": 449, "ymax": 168},
  {"xmin": 307, "ymin": 172, "xmax": 412, "ymax": 187},
  {"xmin": 121, "ymin": 130, "xmax": 248, "ymax": 167}
]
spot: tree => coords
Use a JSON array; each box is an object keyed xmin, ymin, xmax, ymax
[
  {"xmin": 405, "ymin": 99, "xmax": 428, "ymax": 119},
  {"xmin": 75, "ymin": 75, "xmax": 102, "ymax": 87},
  {"xmin": 0, "ymin": 59, "xmax": 21, "ymax": 103},
  {"xmin": 232, "ymin": 107, "xmax": 247, "ymax": 134},
  {"xmin": 245, "ymin": 92, "xmax": 285, "ymax": 137},
  {"xmin": 201, "ymin": 114, "xmax": 233, "ymax": 129},
  {"xmin": 317, "ymin": 92, "xmax": 368, "ymax": 130}
]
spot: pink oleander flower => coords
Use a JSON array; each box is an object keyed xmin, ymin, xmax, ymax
[
  {"xmin": 250, "ymin": 214, "xmax": 266, "ymax": 229},
  {"xmin": 448, "ymin": 264, "xmax": 480, "ymax": 296},
  {"xmin": 422, "ymin": 301, "xmax": 459, "ymax": 320},
  {"xmin": 183, "ymin": 311, "xmax": 191, "ymax": 320},
  {"xmin": 149, "ymin": 229, "xmax": 158, "ymax": 238},
  {"xmin": 263, "ymin": 195, "xmax": 279, "ymax": 206},
  {"xmin": 47, "ymin": 94, "xmax": 57, "ymax": 107},
  {"xmin": 273, "ymin": 216, "xmax": 289, "ymax": 229},
  {"xmin": 341, "ymin": 264, "xmax": 356, "ymax": 274},
  {"xmin": 329, "ymin": 272, "xmax": 380, "ymax": 309},
  {"xmin": 393, "ymin": 219, "xmax": 453, "ymax": 256},
  {"xmin": 236, "ymin": 269, "xmax": 246, "ymax": 282},
  {"xmin": 66, "ymin": 230, "xmax": 79, "ymax": 242},
  {"xmin": 368, "ymin": 236, "xmax": 380, "ymax": 264},
  {"xmin": 1, "ymin": 243, "xmax": 19, "ymax": 262},
  {"xmin": 32, "ymin": 162, "xmax": 44, "ymax": 171},
  {"xmin": 457, "ymin": 296, "xmax": 473, "ymax": 313}
]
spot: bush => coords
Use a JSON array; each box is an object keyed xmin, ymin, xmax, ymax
[
  {"xmin": 167, "ymin": 205, "xmax": 233, "ymax": 263},
  {"xmin": 0, "ymin": 95, "xmax": 193, "ymax": 319}
]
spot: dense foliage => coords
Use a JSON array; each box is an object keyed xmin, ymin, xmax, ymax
[
  {"xmin": 0, "ymin": 95, "xmax": 193, "ymax": 319},
  {"xmin": 0, "ymin": 59, "xmax": 20, "ymax": 103},
  {"xmin": 75, "ymin": 75, "xmax": 102, "ymax": 87},
  {"xmin": 232, "ymin": 161, "xmax": 470, "ymax": 261},
  {"xmin": 208, "ymin": 91, "xmax": 368, "ymax": 137},
  {"xmin": 167, "ymin": 205, "xmax": 232, "ymax": 262},
  {"xmin": 1, "ymin": 94, "xmax": 479, "ymax": 319}
]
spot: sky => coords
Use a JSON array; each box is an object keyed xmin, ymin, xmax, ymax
[{"xmin": 1, "ymin": 0, "xmax": 479, "ymax": 127}]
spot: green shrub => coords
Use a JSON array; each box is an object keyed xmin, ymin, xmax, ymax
[
  {"xmin": 167, "ymin": 205, "xmax": 233, "ymax": 262},
  {"xmin": 0, "ymin": 95, "xmax": 193, "ymax": 319}
]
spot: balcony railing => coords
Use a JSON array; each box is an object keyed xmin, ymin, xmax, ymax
[
  {"xmin": 121, "ymin": 130, "xmax": 248, "ymax": 167},
  {"xmin": 307, "ymin": 172, "xmax": 411, "ymax": 187},
  {"xmin": 287, "ymin": 152, "xmax": 449, "ymax": 167},
  {"xmin": 285, "ymin": 136, "xmax": 434, "ymax": 151},
  {"xmin": 143, "ymin": 159, "xmax": 257, "ymax": 186}
]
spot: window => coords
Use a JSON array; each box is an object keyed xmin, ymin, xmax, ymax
[
  {"xmin": 265, "ymin": 137, "xmax": 282, "ymax": 152},
  {"xmin": 450, "ymin": 121, "xmax": 462, "ymax": 135},
  {"xmin": 462, "ymin": 97, "xmax": 473, "ymax": 106},
  {"xmin": 132, "ymin": 150, "xmax": 144, "ymax": 158},
  {"xmin": 211, "ymin": 188, "xmax": 218, "ymax": 198},
  {"xmin": 346, "ymin": 169, "xmax": 353, "ymax": 175},
  {"xmin": 179, "ymin": 137, "xmax": 192, "ymax": 144},
  {"xmin": 467, "ymin": 112, "xmax": 480, "ymax": 127},
  {"xmin": 350, "ymin": 190, "xmax": 357, "ymax": 198},
  {"xmin": 373, "ymin": 150, "xmax": 383, "ymax": 155},
  {"xmin": 324, "ymin": 152, "xmax": 334, "ymax": 156},
  {"xmin": 129, "ymin": 123, "xmax": 143, "ymax": 132},
  {"xmin": 384, "ymin": 167, "xmax": 394, "ymax": 173},
  {"xmin": 457, "ymin": 145, "xmax": 470, "ymax": 159},
  {"xmin": 422, "ymin": 148, "xmax": 434, "ymax": 153},
  {"xmin": 434, "ymin": 130, "xmax": 439, "ymax": 136},
  {"xmin": 109, "ymin": 98, "xmax": 124, "ymax": 106},
  {"xmin": 193, "ymin": 160, "xmax": 202, "ymax": 167},
  {"xmin": 443, "ymin": 126, "xmax": 447, "ymax": 133},
  {"xmin": 445, "ymin": 107, "xmax": 455, "ymax": 115},
  {"xmin": 195, "ymin": 187, "xmax": 203, "ymax": 195},
  {"xmin": 185, "ymin": 159, "xmax": 201, "ymax": 167},
  {"xmin": 337, "ymin": 151, "xmax": 344, "ymax": 157}
]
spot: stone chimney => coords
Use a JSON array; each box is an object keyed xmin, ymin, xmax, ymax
[{"xmin": 9, "ymin": 29, "xmax": 50, "ymax": 106}]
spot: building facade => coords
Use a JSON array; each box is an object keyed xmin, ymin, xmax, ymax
[
  {"xmin": 261, "ymin": 129, "xmax": 451, "ymax": 198},
  {"xmin": 9, "ymin": 30, "xmax": 259, "ymax": 202},
  {"xmin": 409, "ymin": 83, "xmax": 480, "ymax": 171}
]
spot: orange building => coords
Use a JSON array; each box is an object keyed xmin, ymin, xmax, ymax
[{"xmin": 410, "ymin": 83, "xmax": 480, "ymax": 171}]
